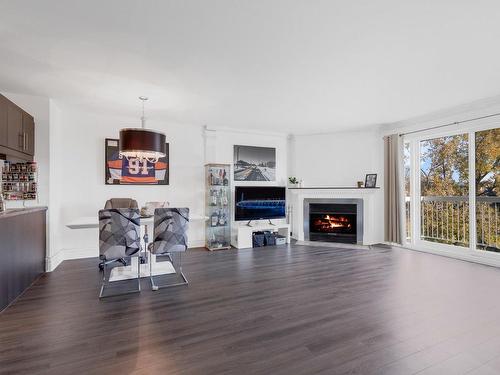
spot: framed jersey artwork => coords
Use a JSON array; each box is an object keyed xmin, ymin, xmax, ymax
[{"xmin": 105, "ymin": 138, "xmax": 169, "ymax": 185}]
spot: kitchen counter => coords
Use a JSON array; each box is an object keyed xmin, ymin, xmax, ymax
[
  {"xmin": 0, "ymin": 206, "xmax": 47, "ymax": 311},
  {"xmin": 0, "ymin": 206, "xmax": 48, "ymax": 219}
]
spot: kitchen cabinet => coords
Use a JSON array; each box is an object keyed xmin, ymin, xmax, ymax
[
  {"xmin": 0, "ymin": 94, "xmax": 35, "ymax": 158},
  {"xmin": 22, "ymin": 112, "xmax": 35, "ymax": 156},
  {"xmin": 0, "ymin": 207, "xmax": 47, "ymax": 312},
  {"xmin": 7, "ymin": 102, "xmax": 23, "ymax": 151}
]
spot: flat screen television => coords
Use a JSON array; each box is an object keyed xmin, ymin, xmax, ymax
[{"xmin": 235, "ymin": 186, "xmax": 286, "ymax": 221}]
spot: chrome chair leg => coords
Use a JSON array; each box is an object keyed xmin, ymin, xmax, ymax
[
  {"xmin": 150, "ymin": 251, "xmax": 188, "ymax": 291},
  {"xmin": 99, "ymin": 255, "xmax": 141, "ymax": 299},
  {"xmin": 178, "ymin": 252, "xmax": 189, "ymax": 285},
  {"xmin": 137, "ymin": 252, "xmax": 141, "ymax": 293},
  {"xmin": 150, "ymin": 250, "xmax": 159, "ymax": 291},
  {"xmin": 99, "ymin": 261, "xmax": 106, "ymax": 298}
]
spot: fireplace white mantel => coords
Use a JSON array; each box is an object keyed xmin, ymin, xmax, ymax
[{"xmin": 288, "ymin": 188, "xmax": 383, "ymax": 245}]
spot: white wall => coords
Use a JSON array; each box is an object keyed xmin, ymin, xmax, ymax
[
  {"xmin": 289, "ymin": 128, "xmax": 385, "ymax": 243},
  {"xmin": 47, "ymin": 100, "xmax": 63, "ymax": 268},
  {"xmin": 47, "ymin": 102, "xmax": 206, "ymax": 268},
  {"xmin": 290, "ymin": 129, "xmax": 383, "ymax": 187}
]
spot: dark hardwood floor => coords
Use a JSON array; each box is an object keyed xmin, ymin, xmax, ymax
[{"xmin": 2, "ymin": 244, "xmax": 500, "ymax": 375}]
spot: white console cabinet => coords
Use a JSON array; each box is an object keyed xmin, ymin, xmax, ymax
[{"xmin": 231, "ymin": 222, "xmax": 290, "ymax": 249}]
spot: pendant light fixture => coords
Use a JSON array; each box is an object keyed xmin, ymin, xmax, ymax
[{"xmin": 119, "ymin": 96, "xmax": 166, "ymax": 163}]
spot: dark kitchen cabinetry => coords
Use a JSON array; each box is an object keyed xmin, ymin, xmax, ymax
[
  {"xmin": 0, "ymin": 95, "xmax": 7, "ymax": 145},
  {"xmin": 22, "ymin": 112, "xmax": 35, "ymax": 156},
  {"xmin": 0, "ymin": 94, "xmax": 35, "ymax": 158},
  {"xmin": 0, "ymin": 208, "xmax": 47, "ymax": 312},
  {"xmin": 7, "ymin": 103, "xmax": 23, "ymax": 151}
]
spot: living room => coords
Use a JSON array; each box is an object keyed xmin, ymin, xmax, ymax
[{"xmin": 1, "ymin": 1, "xmax": 499, "ymax": 374}]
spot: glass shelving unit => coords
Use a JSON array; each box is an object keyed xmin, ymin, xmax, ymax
[{"xmin": 205, "ymin": 163, "xmax": 231, "ymax": 250}]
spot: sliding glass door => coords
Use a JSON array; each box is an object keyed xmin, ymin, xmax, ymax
[
  {"xmin": 475, "ymin": 128, "xmax": 499, "ymax": 252},
  {"xmin": 403, "ymin": 124, "xmax": 499, "ymax": 255}
]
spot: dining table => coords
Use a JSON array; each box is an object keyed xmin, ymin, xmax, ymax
[{"xmin": 66, "ymin": 213, "xmax": 207, "ymax": 281}]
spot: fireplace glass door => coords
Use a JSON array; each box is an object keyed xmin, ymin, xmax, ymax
[{"xmin": 309, "ymin": 213, "xmax": 357, "ymax": 243}]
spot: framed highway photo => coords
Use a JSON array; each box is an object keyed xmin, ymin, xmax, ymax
[{"xmin": 233, "ymin": 145, "xmax": 276, "ymax": 182}]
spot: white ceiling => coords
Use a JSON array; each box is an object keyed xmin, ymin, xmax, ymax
[{"xmin": 1, "ymin": 0, "xmax": 500, "ymax": 134}]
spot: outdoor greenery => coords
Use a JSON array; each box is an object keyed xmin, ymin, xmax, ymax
[
  {"xmin": 475, "ymin": 128, "xmax": 500, "ymax": 196},
  {"xmin": 420, "ymin": 134, "xmax": 469, "ymax": 197}
]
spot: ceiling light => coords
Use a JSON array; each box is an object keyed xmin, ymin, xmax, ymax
[{"xmin": 119, "ymin": 96, "xmax": 166, "ymax": 163}]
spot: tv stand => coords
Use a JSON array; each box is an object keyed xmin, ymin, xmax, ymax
[
  {"xmin": 246, "ymin": 219, "xmax": 276, "ymax": 227},
  {"xmin": 231, "ymin": 222, "xmax": 290, "ymax": 249}
]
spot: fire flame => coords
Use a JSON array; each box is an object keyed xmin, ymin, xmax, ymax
[{"xmin": 313, "ymin": 215, "xmax": 352, "ymax": 232}]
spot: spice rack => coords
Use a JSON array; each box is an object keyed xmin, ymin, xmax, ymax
[{"xmin": 1, "ymin": 162, "xmax": 38, "ymax": 201}]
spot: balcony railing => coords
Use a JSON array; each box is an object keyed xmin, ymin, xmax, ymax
[{"xmin": 405, "ymin": 196, "xmax": 500, "ymax": 252}]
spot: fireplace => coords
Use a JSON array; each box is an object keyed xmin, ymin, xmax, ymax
[
  {"xmin": 310, "ymin": 212, "xmax": 357, "ymax": 242},
  {"xmin": 304, "ymin": 199, "xmax": 363, "ymax": 244}
]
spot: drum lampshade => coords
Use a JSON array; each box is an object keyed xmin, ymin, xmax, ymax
[{"xmin": 119, "ymin": 128, "xmax": 166, "ymax": 162}]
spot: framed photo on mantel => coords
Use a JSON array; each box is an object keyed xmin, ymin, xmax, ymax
[
  {"xmin": 104, "ymin": 138, "xmax": 169, "ymax": 185},
  {"xmin": 364, "ymin": 173, "xmax": 377, "ymax": 188}
]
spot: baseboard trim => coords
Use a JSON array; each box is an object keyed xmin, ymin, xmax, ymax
[
  {"xmin": 394, "ymin": 244, "xmax": 500, "ymax": 269},
  {"xmin": 46, "ymin": 248, "xmax": 97, "ymax": 272},
  {"xmin": 63, "ymin": 248, "xmax": 98, "ymax": 260},
  {"xmin": 188, "ymin": 240, "xmax": 205, "ymax": 248},
  {"xmin": 46, "ymin": 250, "xmax": 64, "ymax": 272}
]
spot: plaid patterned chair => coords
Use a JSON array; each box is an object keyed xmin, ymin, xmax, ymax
[
  {"xmin": 98, "ymin": 208, "xmax": 141, "ymax": 298},
  {"xmin": 148, "ymin": 207, "xmax": 189, "ymax": 290},
  {"xmin": 99, "ymin": 198, "xmax": 139, "ymax": 270}
]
